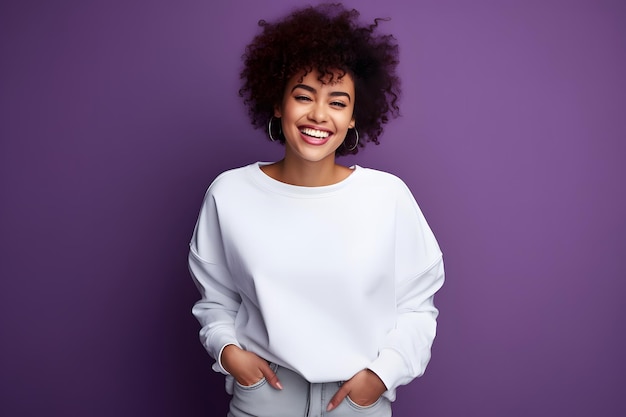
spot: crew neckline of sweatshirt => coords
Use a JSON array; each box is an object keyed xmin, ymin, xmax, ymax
[{"xmin": 249, "ymin": 161, "xmax": 362, "ymax": 197}]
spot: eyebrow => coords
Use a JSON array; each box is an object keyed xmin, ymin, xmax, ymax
[{"xmin": 291, "ymin": 84, "xmax": 352, "ymax": 102}]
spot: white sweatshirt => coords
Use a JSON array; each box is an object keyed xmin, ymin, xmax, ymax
[{"xmin": 189, "ymin": 162, "xmax": 444, "ymax": 401}]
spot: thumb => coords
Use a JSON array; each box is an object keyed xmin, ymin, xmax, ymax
[
  {"xmin": 327, "ymin": 382, "xmax": 350, "ymax": 411},
  {"xmin": 260, "ymin": 363, "xmax": 283, "ymax": 390}
]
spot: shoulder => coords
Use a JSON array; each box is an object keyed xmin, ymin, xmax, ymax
[
  {"xmin": 206, "ymin": 163, "xmax": 257, "ymax": 195},
  {"xmin": 353, "ymin": 167, "xmax": 427, "ymax": 214},
  {"xmin": 355, "ymin": 166, "xmax": 411, "ymax": 192}
]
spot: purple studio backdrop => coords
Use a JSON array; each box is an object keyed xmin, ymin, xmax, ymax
[{"xmin": 1, "ymin": 0, "xmax": 624, "ymax": 416}]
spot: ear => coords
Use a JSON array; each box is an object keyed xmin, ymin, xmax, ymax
[
  {"xmin": 348, "ymin": 117, "xmax": 355, "ymax": 129},
  {"xmin": 274, "ymin": 104, "xmax": 282, "ymax": 118}
]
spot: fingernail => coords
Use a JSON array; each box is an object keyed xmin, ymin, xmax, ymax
[{"xmin": 276, "ymin": 381, "xmax": 283, "ymax": 390}]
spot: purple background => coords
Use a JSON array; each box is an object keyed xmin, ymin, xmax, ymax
[{"xmin": 1, "ymin": 0, "xmax": 624, "ymax": 416}]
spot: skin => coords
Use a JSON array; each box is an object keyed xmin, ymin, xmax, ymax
[
  {"xmin": 262, "ymin": 69, "xmax": 356, "ymax": 187},
  {"xmin": 222, "ymin": 69, "xmax": 387, "ymax": 411}
]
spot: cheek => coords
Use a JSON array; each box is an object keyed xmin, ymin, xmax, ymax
[
  {"xmin": 341, "ymin": 114, "xmax": 355, "ymax": 129},
  {"xmin": 279, "ymin": 105, "xmax": 300, "ymax": 123}
]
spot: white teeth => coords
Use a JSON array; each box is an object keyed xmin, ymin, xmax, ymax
[{"xmin": 300, "ymin": 128, "xmax": 330, "ymax": 139}]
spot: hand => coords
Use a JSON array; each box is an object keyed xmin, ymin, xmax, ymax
[
  {"xmin": 327, "ymin": 369, "xmax": 386, "ymax": 411},
  {"xmin": 220, "ymin": 345, "xmax": 283, "ymax": 389}
]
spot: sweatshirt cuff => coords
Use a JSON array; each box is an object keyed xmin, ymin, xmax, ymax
[
  {"xmin": 367, "ymin": 348, "xmax": 409, "ymax": 394},
  {"xmin": 212, "ymin": 342, "xmax": 242, "ymax": 375}
]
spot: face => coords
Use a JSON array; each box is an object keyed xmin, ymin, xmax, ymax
[{"xmin": 275, "ymin": 70, "xmax": 355, "ymax": 165}]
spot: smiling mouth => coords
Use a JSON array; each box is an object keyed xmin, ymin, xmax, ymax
[{"xmin": 300, "ymin": 127, "xmax": 331, "ymax": 139}]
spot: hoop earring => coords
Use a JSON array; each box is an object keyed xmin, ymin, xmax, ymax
[
  {"xmin": 345, "ymin": 127, "xmax": 359, "ymax": 151},
  {"xmin": 268, "ymin": 116, "xmax": 281, "ymax": 142}
]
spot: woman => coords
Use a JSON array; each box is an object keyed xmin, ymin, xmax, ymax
[{"xmin": 189, "ymin": 4, "xmax": 444, "ymax": 416}]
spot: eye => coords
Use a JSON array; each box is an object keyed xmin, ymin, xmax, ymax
[
  {"xmin": 295, "ymin": 95, "xmax": 312, "ymax": 102},
  {"xmin": 331, "ymin": 101, "xmax": 347, "ymax": 108}
]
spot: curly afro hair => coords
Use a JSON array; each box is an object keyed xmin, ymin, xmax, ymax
[{"xmin": 239, "ymin": 3, "xmax": 401, "ymax": 156}]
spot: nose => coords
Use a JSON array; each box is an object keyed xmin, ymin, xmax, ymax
[{"xmin": 308, "ymin": 101, "xmax": 327, "ymax": 123}]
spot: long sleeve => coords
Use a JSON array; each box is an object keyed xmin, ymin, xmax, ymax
[
  {"xmin": 367, "ymin": 182, "xmax": 445, "ymax": 401},
  {"xmin": 188, "ymin": 189, "xmax": 241, "ymax": 374}
]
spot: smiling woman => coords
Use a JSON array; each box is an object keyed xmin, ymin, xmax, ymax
[{"xmin": 188, "ymin": 3, "xmax": 445, "ymax": 417}]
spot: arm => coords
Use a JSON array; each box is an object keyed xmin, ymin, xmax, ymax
[
  {"xmin": 189, "ymin": 190, "xmax": 281, "ymax": 389},
  {"xmin": 369, "ymin": 181, "xmax": 445, "ymax": 398},
  {"xmin": 189, "ymin": 229, "xmax": 241, "ymax": 374},
  {"xmin": 188, "ymin": 190, "xmax": 242, "ymax": 374},
  {"xmin": 329, "ymin": 180, "xmax": 445, "ymax": 409}
]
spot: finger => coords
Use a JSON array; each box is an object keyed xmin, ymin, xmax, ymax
[
  {"xmin": 260, "ymin": 363, "xmax": 283, "ymax": 390},
  {"xmin": 327, "ymin": 384, "xmax": 350, "ymax": 411}
]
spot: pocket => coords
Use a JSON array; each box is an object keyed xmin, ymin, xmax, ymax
[
  {"xmin": 235, "ymin": 375, "xmax": 267, "ymax": 390},
  {"xmin": 234, "ymin": 362, "xmax": 279, "ymax": 391},
  {"xmin": 345, "ymin": 394, "xmax": 382, "ymax": 410},
  {"xmin": 229, "ymin": 363, "xmax": 287, "ymax": 417}
]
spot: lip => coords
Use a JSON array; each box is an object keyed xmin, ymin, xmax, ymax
[{"xmin": 298, "ymin": 125, "xmax": 333, "ymax": 146}]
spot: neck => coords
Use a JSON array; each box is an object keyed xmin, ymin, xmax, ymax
[{"xmin": 263, "ymin": 154, "xmax": 351, "ymax": 187}]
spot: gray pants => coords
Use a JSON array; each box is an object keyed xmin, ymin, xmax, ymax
[{"xmin": 228, "ymin": 363, "xmax": 392, "ymax": 417}]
